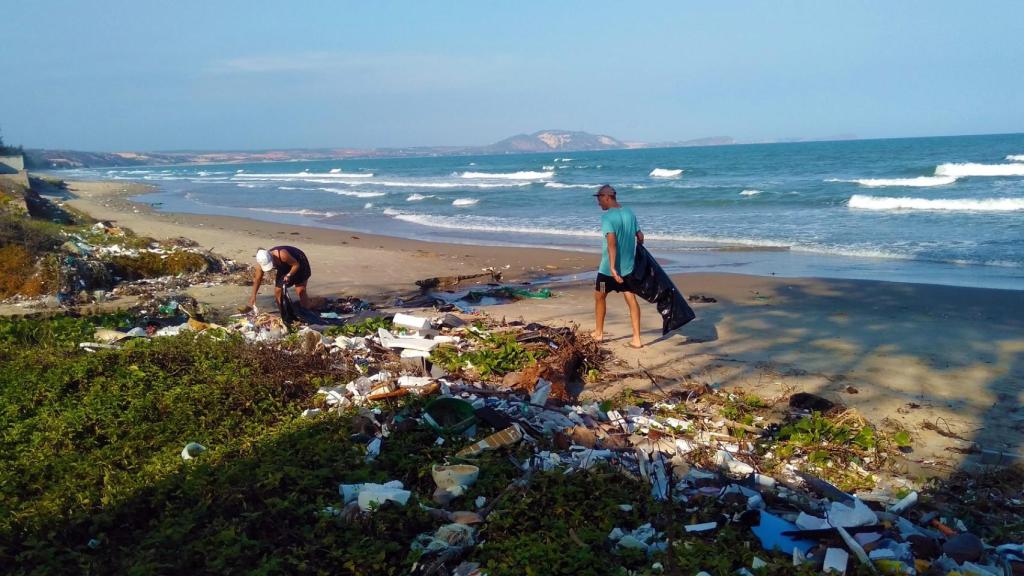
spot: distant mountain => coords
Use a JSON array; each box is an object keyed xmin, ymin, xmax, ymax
[
  {"xmin": 23, "ymin": 129, "xmax": 746, "ymax": 169},
  {"xmin": 483, "ymin": 130, "xmax": 625, "ymax": 153}
]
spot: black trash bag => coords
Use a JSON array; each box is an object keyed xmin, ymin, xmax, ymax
[
  {"xmin": 623, "ymin": 245, "xmax": 696, "ymax": 335},
  {"xmin": 278, "ymin": 286, "xmax": 335, "ymax": 327}
]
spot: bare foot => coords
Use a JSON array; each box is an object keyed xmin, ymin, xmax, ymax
[
  {"xmin": 628, "ymin": 340, "xmax": 644, "ymax": 349},
  {"xmin": 590, "ymin": 331, "xmax": 604, "ymax": 342}
]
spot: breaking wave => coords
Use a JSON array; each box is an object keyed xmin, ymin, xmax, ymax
[
  {"xmin": 650, "ymin": 168, "xmax": 683, "ymax": 178},
  {"xmin": 458, "ymin": 171, "xmax": 553, "ymax": 180},
  {"xmin": 848, "ymin": 195, "xmax": 1024, "ymax": 212},
  {"xmin": 233, "ymin": 171, "xmax": 373, "ymax": 180},
  {"xmin": 249, "ymin": 207, "xmax": 338, "ymax": 218},
  {"xmin": 452, "ymin": 198, "xmax": 478, "ymax": 206},
  {"xmin": 826, "ymin": 176, "xmax": 959, "ymax": 187},
  {"xmin": 317, "ymin": 187, "xmax": 386, "ymax": 198},
  {"xmin": 740, "ymin": 190, "xmax": 762, "ymax": 196},
  {"xmin": 934, "ymin": 163, "xmax": 1024, "ymax": 177},
  {"xmin": 406, "ymin": 193, "xmax": 435, "ymax": 201},
  {"xmin": 1007, "ymin": 155, "xmax": 1024, "ymax": 162},
  {"xmin": 545, "ymin": 182, "xmax": 595, "ymax": 189}
]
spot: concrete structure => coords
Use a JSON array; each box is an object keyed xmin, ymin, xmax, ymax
[{"xmin": 0, "ymin": 155, "xmax": 25, "ymax": 174}]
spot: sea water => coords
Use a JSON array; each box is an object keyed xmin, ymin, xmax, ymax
[{"xmin": 63, "ymin": 133, "xmax": 1024, "ymax": 290}]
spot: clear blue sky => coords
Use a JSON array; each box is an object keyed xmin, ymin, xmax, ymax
[{"xmin": 3, "ymin": 1, "xmax": 1022, "ymax": 151}]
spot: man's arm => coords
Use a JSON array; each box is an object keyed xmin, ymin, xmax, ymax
[{"xmin": 606, "ymin": 232, "xmax": 622, "ymax": 282}]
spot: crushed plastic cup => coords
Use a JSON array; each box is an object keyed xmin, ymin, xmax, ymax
[{"xmin": 181, "ymin": 442, "xmax": 206, "ymax": 460}]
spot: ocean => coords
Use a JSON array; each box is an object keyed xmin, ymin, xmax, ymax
[{"xmin": 64, "ymin": 133, "xmax": 1024, "ymax": 290}]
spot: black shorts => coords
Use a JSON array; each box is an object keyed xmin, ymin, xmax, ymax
[
  {"xmin": 595, "ymin": 273, "xmax": 631, "ymax": 293},
  {"xmin": 275, "ymin": 260, "xmax": 312, "ymax": 288}
]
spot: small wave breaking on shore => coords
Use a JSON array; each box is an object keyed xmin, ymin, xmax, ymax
[{"xmin": 848, "ymin": 194, "xmax": 1024, "ymax": 212}]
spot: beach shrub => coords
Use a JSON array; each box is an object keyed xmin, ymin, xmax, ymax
[
  {"xmin": 107, "ymin": 250, "xmax": 210, "ymax": 280},
  {"xmin": 430, "ymin": 330, "xmax": 542, "ymax": 378},
  {"xmin": 324, "ymin": 315, "xmax": 394, "ymax": 337}
]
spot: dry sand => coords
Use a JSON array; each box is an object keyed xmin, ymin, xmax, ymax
[{"xmin": 53, "ymin": 179, "xmax": 1024, "ymax": 471}]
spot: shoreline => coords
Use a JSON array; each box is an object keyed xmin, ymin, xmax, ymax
[{"xmin": 43, "ymin": 178, "xmax": 1024, "ymax": 471}]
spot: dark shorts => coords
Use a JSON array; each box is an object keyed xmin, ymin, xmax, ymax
[
  {"xmin": 595, "ymin": 272, "xmax": 631, "ymax": 294},
  {"xmin": 275, "ymin": 259, "xmax": 312, "ymax": 288}
]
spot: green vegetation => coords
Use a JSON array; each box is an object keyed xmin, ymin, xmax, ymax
[
  {"xmin": 324, "ymin": 315, "xmax": 394, "ymax": 337},
  {"xmin": 430, "ymin": 330, "xmax": 544, "ymax": 378}
]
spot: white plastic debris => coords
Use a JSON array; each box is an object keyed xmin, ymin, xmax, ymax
[
  {"xmin": 180, "ymin": 442, "xmax": 206, "ymax": 460},
  {"xmin": 340, "ymin": 481, "xmax": 410, "ymax": 511},
  {"xmin": 397, "ymin": 375, "xmax": 433, "ymax": 388},
  {"xmin": 823, "ymin": 547, "xmax": 849, "ymax": 574},
  {"xmin": 301, "ymin": 408, "xmax": 322, "ymax": 418},
  {"xmin": 828, "ymin": 498, "xmax": 878, "ymax": 527},
  {"xmin": 886, "ymin": 491, "xmax": 918, "ymax": 515},
  {"xmin": 530, "ymin": 379, "xmax": 552, "ymax": 406},
  {"xmin": 684, "ymin": 522, "xmax": 717, "ymax": 533},
  {"xmin": 714, "ymin": 449, "xmax": 754, "ymax": 476},
  {"xmin": 365, "ymin": 437, "xmax": 382, "ymax": 462},
  {"xmin": 393, "ymin": 313, "xmax": 431, "ymax": 331}
]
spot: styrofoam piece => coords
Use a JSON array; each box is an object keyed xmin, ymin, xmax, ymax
[
  {"xmin": 301, "ymin": 408, "xmax": 322, "ymax": 418},
  {"xmin": 433, "ymin": 335, "xmax": 461, "ymax": 344},
  {"xmin": 340, "ymin": 480, "xmax": 404, "ymax": 504},
  {"xmin": 398, "ymin": 375, "xmax": 433, "ymax": 388},
  {"xmin": 828, "ymin": 498, "xmax": 878, "ymax": 527},
  {"xmin": 358, "ymin": 485, "xmax": 411, "ymax": 511},
  {"xmin": 393, "ymin": 313, "xmax": 431, "ymax": 331},
  {"xmin": 378, "ymin": 327, "xmax": 438, "ymax": 351},
  {"xmin": 714, "ymin": 450, "xmax": 754, "ymax": 476},
  {"xmin": 400, "ymin": 348, "xmax": 431, "ymax": 359},
  {"xmin": 823, "ymin": 547, "xmax": 849, "ymax": 574}
]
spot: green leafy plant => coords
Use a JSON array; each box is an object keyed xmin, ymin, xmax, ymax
[{"xmin": 324, "ymin": 316, "xmax": 394, "ymax": 337}]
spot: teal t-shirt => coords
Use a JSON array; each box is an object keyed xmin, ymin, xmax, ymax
[{"xmin": 599, "ymin": 207, "xmax": 639, "ymax": 276}]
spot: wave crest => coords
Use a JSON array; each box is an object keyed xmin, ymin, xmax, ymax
[
  {"xmin": 650, "ymin": 168, "xmax": 683, "ymax": 178},
  {"xmin": 740, "ymin": 190, "xmax": 762, "ymax": 196},
  {"xmin": 828, "ymin": 176, "xmax": 959, "ymax": 187},
  {"xmin": 458, "ymin": 170, "xmax": 553, "ymax": 180},
  {"xmin": 318, "ymin": 187, "xmax": 386, "ymax": 198},
  {"xmin": 249, "ymin": 207, "xmax": 338, "ymax": 218},
  {"xmin": 848, "ymin": 194, "xmax": 1024, "ymax": 212},
  {"xmin": 935, "ymin": 162, "xmax": 1024, "ymax": 177},
  {"xmin": 1004, "ymin": 155, "xmax": 1024, "ymax": 162},
  {"xmin": 452, "ymin": 198, "xmax": 478, "ymax": 206},
  {"xmin": 406, "ymin": 193, "xmax": 435, "ymax": 201}
]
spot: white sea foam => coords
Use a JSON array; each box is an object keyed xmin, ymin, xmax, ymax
[
  {"xmin": 233, "ymin": 171, "xmax": 373, "ymax": 180},
  {"xmin": 452, "ymin": 198, "xmax": 479, "ymax": 206},
  {"xmin": 236, "ymin": 183, "xmax": 258, "ymax": 188},
  {"xmin": 848, "ymin": 194, "xmax": 1024, "ymax": 212},
  {"xmin": 318, "ymin": 187, "xmax": 386, "ymax": 198},
  {"xmin": 740, "ymin": 190, "xmax": 762, "ymax": 196},
  {"xmin": 830, "ymin": 176, "xmax": 960, "ymax": 187},
  {"xmin": 249, "ymin": 207, "xmax": 338, "ymax": 218},
  {"xmin": 542, "ymin": 165, "xmax": 555, "ymax": 170},
  {"xmin": 329, "ymin": 168, "xmax": 341, "ymax": 173},
  {"xmin": 364, "ymin": 203, "xmax": 374, "ymax": 209},
  {"xmin": 650, "ymin": 168, "xmax": 683, "ymax": 178},
  {"xmin": 545, "ymin": 182, "xmax": 595, "ymax": 189},
  {"xmin": 934, "ymin": 162, "xmax": 1024, "ymax": 177},
  {"xmin": 1006, "ymin": 155, "xmax": 1024, "ymax": 162},
  {"xmin": 458, "ymin": 170, "xmax": 553, "ymax": 180},
  {"xmin": 236, "ymin": 169, "xmax": 245, "ymax": 173},
  {"xmin": 238, "ymin": 175, "xmax": 530, "ymax": 189},
  {"xmin": 406, "ymin": 193, "xmax": 436, "ymax": 201}
]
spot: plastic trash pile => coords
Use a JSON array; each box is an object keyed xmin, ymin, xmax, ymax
[{"xmin": 286, "ymin": 312, "xmax": 1024, "ymax": 575}]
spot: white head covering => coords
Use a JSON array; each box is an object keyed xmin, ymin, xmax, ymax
[{"xmin": 255, "ymin": 249, "xmax": 274, "ymax": 272}]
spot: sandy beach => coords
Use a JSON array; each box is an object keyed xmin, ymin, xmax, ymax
[{"xmin": 59, "ymin": 179, "xmax": 1024, "ymax": 472}]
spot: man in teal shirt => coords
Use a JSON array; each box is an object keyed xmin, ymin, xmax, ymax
[{"xmin": 593, "ymin": 184, "xmax": 645, "ymax": 348}]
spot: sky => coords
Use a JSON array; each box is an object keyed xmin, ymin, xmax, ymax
[{"xmin": 2, "ymin": 1, "xmax": 1023, "ymax": 151}]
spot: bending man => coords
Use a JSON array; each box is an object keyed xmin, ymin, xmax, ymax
[
  {"xmin": 593, "ymin": 184, "xmax": 645, "ymax": 348},
  {"xmin": 249, "ymin": 245, "xmax": 312, "ymax": 310}
]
